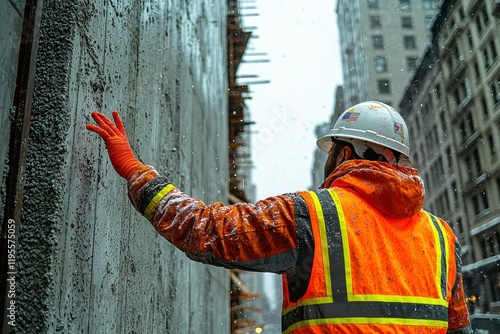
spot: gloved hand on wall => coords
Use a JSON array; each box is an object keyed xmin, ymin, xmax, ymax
[{"xmin": 86, "ymin": 111, "xmax": 144, "ymax": 179}]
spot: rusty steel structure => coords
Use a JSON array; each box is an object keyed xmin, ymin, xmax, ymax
[
  {"xmin": 227, "ymin": 0, "xmax": 253, "ymax": 204},
  {"xmin": 227, "ymin": 2, "xmax": 268, "ymax": 333}
]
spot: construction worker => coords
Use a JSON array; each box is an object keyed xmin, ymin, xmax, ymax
[{"xmin": 87, "ymin": 101, "xmax": 472, "ymax": 333}]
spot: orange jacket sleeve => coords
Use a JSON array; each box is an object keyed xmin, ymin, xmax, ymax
[
  {"xmin": 127, "ymin": 165, "xmax": 299, "ymax": 273},
  {"xmin": 448, "ymin": 274, "xmax": 472, "ymax": 332}
]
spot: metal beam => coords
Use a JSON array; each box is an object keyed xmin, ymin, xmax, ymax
[{"xmin": 0, "ymin": 0, "xmax": 43, "ymax": 332}]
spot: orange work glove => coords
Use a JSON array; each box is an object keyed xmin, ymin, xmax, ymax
[{"xmin": 86, "ymin": 111, "xmax": 143, "ymax": 179}]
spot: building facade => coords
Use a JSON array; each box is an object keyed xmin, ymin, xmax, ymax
[
  {"xmin": 336, "ymin": 0, "xmax": 441, "ymax": 107},
  {"xmin": 400, "ymin": 0, "xmax": 500, "ymax": 319}
]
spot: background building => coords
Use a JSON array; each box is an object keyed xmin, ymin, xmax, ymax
[
  {"xmin": 310, "ymin": 86, "xmax": 345, "ymax": 190},
  {"xmin": 320, "ymin": 0, "xmax": 500, "ymax": 330},
  {"xmin": 336, "ymin": 0, "xmax": 441, "ymax": 107},
  {"xmin": 399, "ymin": 0, "xmax": 500, "ymax": 329}
]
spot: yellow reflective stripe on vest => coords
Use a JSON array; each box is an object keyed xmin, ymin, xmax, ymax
[
  {"xmin": 428, "ymin": 212, "xmax": 449, "ymax": 301},
  {"xmin": 282, "ymin": 189, "xmax": 449, "ymax": 333},
  {"xmin": 285, "ymin": 316, "xmax": 448, "ymax": 334},
  {"xmin": 143, "ymin": 184, "xmax": 176, "ymax": 219},
  {"xmin": 282, "ymin": 191, "xmax": 334, "ymax": 315},
  {"xmin": 299, "ymin": 191, "xmax": 334, "ymax": 305}
]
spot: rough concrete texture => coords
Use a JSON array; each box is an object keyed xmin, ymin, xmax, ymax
[
  {"xmin": 0, "ymin": 0, "xmax": 26, "ymax": 222},
  {"xmin": 13, "ymin": 0, "xmax": 229, "ymax": 333}
]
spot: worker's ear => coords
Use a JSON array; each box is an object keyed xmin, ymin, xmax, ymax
[
  {"xmin": 337, "ymin": 145, "xmax": 354, "ymax": 164},
  {"xmin": 344, "ymin": 145, "xmax": 356, "ymax": 160}
]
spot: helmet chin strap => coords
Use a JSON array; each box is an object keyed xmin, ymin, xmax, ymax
[
  {"xmin": 350, "ymin": 140, "xmax": 398, "ymax": 164},
  {"xmin": 362, "ymin": 147, "xmax": 389, "ymax": 163},
  {"xmin": 331, "ymin": 137, "xmax": 401, "ymax": 165}
]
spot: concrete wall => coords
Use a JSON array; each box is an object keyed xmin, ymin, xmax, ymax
[{"xmin": 5, "ymin": 1, "xmax": 230, "ymax": 333}]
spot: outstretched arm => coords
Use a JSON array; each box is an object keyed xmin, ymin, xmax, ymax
[{"xmin": 87, "ymin": 111, "xmax": 299, "ymax": 273}]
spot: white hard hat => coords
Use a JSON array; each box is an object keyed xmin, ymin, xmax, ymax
[{"xmin": 317, "ymin": 101, "xmax": 413, "ymax": 166}]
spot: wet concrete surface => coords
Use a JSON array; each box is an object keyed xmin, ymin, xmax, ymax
[{"xmin": 3, "ymin": 1, "xmax": 229, "ymax": 332}]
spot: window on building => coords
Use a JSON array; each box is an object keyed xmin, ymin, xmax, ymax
[
  {"xmin": 440, "ymin": 110, "xmax": 447, "ymax": 134},
  {"xmin": 367, "ymin": 0, "xmax": 379, "ymax": 9},
  {"xmin": 473, "ymin": 61, "xmax": 480, "ymax": 79},
  {"xmin": 402, "ymin": 17, "xmax": 413, "ymax": 29},
  {"xmin": 446, "ymin": 146, "xmax": 453, "ymax": 169},
  {"xmin": 452, "ymin": 87, "xmax": 461, "ymax": 106},
  {"xmin": 480, "ymin": 231, "xmax": 500, "ymax": 258},
  {"xmin": 399, "ymin": 0, "xmax": 412, "ymax": 11},
  {"xmin": 404, "ymin": 36, "xmax": 416, "ymax": 49},
  {"xmin": 467, "ymin": 30, "xmax": 473, "ymax": 49},
  {"xmin": 435, "ymin": 84, "xmax": 442, "ymax": 99},
  {"xmin": 464, "ymin": 78, "xmax": 471, "ymax": 98},
  {"xmin": 490, "ymin": 39, "xmax": 498, "ymax": 62},
  {"xmin": 459, "ymin": 120, "xmax": 467, "ymax": 141},
  {"xmin": 374, "ymin": 55, "xmax": 388, "ymax": 72},
  {"xmin": 491, "ymin": 77, "xmax": 500, "ymax": 104},
  {"xmin": 425, "ymin": 128, "xmax": 435, "ymax": 151},
  {"xmin": 446, "ymin": 56, "xmax": 453, "ymax": 74},
  {"xmin": 481, "ymin": 189, "xmax": 489, "ymax": 211},
  {"xmin": 481, "ymin": 96, "xmax": 489, "ymax": 118},
  {"xmin": 471, "ymin": 190, "xmax": 489, "ymax": 217},
  {"xmin": 370, "ymin": 15, "xmax": 382, "ymax": 28},
  {"xmin": 489, "ymin": 234, "xmax": 499, "ymax": 256},
  {"xmin": 461, "ymin": 114, "xmax": 472, "ymax": 138},
  {"xmin": 474, "ymin": 6, "xmax": 489, "ymax": 36},
  {"xmin": 459, "ymin": 6, "xmax": 465, "ymax": 20},
  {"xmin": 488, "ymin": 134, "xmax": 497, "ymax": 162},
  {"xmin": 372, "ymin": 35, "xmax": 385, "ymax": 49},
  {"xmin": 452, "ymin": 46, "xmax": 461, "ymax": 62},
  {"xmin": 422, "ymin": 99, "xmax": 431, "ymax": 116},
  {"xmin": 475, "ymin": 15, "xmax": 483, "ymax": 35},
  {"xmin": 377, "ymin": 79, "xmax": 391, "ymax": 94},
  {"xmin": 443, "ymin": 190, "xmax": 450, "ymax": 213},
  {"xmin": 407, "ymin": 56, "xmax": 418, "ymax": 71},
  {"xmin": 453, "ymin": 79, "xmax": 471, "ymax": 107},
  {"xmin": 424, "ymin": 173, "xmax": 431, "ymax": 192},
  {"xmin": 437, "ymin": 156, "xmax": 445, "ymax": 177},
  {"xmin": 497, "ymin": 177, "xmax": 500, "ymax": 201},
  {"xmin": 466, "ymin": 111, "xmax": 475, "ymax": 136},
  {"xmin": 473, "ymin": 149, "xmax": 482, "ymax": 174},
  {"xmin": 480, "ymin": 5, "xmax": 490, "ymax": 27},
  {"xmin": 425, "ymin": 16, "xmax": 434, "ymax": 28},
  {"xmin": 465, "ymin": 148, "xmax": 482, "ymax": 181},
  {"xmin": 456, "ymin": 218, "xmax": 464, "ymax": 235},
  {"xmin": 422, "ymin": 0, "xmax": 438, "ymax": 10},
  {"xmin": 449, "ymin": 17, "xmax": 456, "ymax": 30},
  {"xmin": 491, "ymin": 231, "xmax": 500, "ymax": 258},
  {"xmin": 483, "ymin": 39, "xmax": 498, "ymax": 70},
  {"xmin": 452, "ymin": 181, "xmax": 459, "ymax": 205},
  {"xmin": 433, "ymin": 124, "xmax": 439, "ymax": 146},
  {"xmin": 480, "ymin": 236, "xmax": 488, "ymax": 258}
]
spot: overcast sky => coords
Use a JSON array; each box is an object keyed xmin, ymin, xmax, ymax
[
  {"xmin": 237, "ymin": 0, "xmax": 343, "ymax": 308},
  {"xmin": 239, "ymin": 0, "xmax": 343, "ymax": 200}
]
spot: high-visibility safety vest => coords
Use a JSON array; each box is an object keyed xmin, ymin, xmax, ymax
[{"xmin": 282, "ymin": 187, "xmax": 458, "ymax": 334}]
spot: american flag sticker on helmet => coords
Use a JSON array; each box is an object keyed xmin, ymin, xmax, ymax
[{"xmin": 342, "ymin": 111, "xmax": 360, "ymax": 122}]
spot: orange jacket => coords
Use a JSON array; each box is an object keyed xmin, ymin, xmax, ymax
[{"xmin": 127, "ymin": 160, "xmax": 471, "ymax": 333}]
